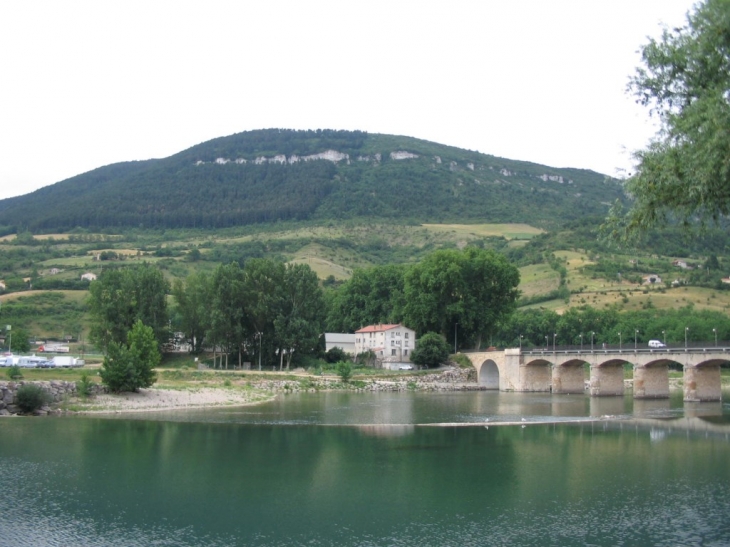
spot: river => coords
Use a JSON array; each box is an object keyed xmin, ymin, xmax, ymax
[{"xmin": 1, "ymin": 391, "xmax": 729, "ymax": 546}]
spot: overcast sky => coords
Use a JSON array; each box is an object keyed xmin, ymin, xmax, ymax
[{"xmin": 0, "ymin": 1, "xmax": 697, "ymax": 201}]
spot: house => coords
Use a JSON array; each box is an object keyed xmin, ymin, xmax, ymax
[
  {"xmin": 81, "ymin": 272, "xmax": 97, "ymax": 281},
  {"xmin": 642, "ymin": 274, "xmax": 662, "ymax": 285},
  {"xmin": 0, "ymin": 280, "xmax": 5, "ymax": 290},
  {"xmin": 672, "ymin": 259, "xmax": 688, "ymax": 269},
  {"xmin": 722, "ymin": 277, "xmax": 730, "ymax": 284},
  {"xmin": 48, "ymin": 268, "xmax": 61, "ymax": 275},
  {"xmin": 355, "ymin": 324, "xmax": 416, "ymax": 363},
  {"xmin": 324, "ymin": 333, "xmax": 356, "ymax": 355}
]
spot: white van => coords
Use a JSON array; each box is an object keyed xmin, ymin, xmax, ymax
[{"xmin": 648, "ymin": 340, "xmax": 666, "ymax": 348}]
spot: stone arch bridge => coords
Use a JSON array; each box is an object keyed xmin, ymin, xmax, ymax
[{"xmin": 463, "ymin": 348, "xmax": 728, "ymax": 402}]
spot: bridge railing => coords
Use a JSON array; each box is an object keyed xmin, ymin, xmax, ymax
[{"xmin": 463, "ymin": 343, "xmax": 730, "ymax": 355}]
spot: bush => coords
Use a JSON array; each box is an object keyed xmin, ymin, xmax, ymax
[
  {"xmin": 100, "ymin": 320, "xmax": 159, "ymax": 393},
  {"xmin": 15, "ymin": 384, "xmax": 51, "ymax": 414},
  {"xmin": 6, "ymin": 365, "xmax": 23, "ymax": 380},
  {"xmin": 76, "ymin": 372, "xmax": 93, "ymax": 398},
  {"xmin": 336, "ymin": 361, "xmax": 353, "ymax": 383},
  {"xmin": 325, "ymin": 346, "xmax": 349, "ymax": 364},
  {"xmin": 411, "ymin": 332, "xmax": 450, "ymax": 368}
]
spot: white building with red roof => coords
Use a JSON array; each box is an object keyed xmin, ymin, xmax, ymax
[{"xmin": 355, "ymin": 323, "xmax": 416, "ymax": 363}]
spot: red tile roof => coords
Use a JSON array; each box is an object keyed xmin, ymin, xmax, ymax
[{"xmin": 355, "ymin": 324, "xmax": 401, "ymax": 333}]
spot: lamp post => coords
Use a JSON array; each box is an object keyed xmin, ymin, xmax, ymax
[
  {"xmin": 591, "ymin": 331, "xmax": 595, "ymax": 351},
  {"xmin": 257, "ymin": 332, "xmax": 262, "ymax": 371},
  {"xmin": 553, "ymin": 333, "xmax": 557, "ymax": 352},
  {"xmin": 634, "ymin": 329, "xmax": 638, "ymax": 350},
  {"xmin": 6, "ymin": 325, "xmax": 11, "ymax": 353},
  {"xmin": 454, "ymin": 323, "xmax": 458, "ymax": 354},
  {"xmin": 713, "ymin": 328, "xmax": 717, "ymax": 347},
  {"xmin": 685, "ymin": 327, "xmax": 689, "ymax": 349},
  {"xmin": 579, "ymin": 333, "xmax": 583, "ymax": 352},
  {"xmin": 545, "ymin": 335, "xmax": 548, "ymax": 350},
  {"xmin": 662, "ymin": 330, "xmax": 666, "ymax": 346},
  {"xmin": 618, "ymin": 332, "xmax": 622, "ymax": 350},
  {"xmin": 519, "ymin": 334, "xmax": 523, "ymax": 350}
]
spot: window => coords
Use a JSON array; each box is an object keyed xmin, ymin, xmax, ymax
[
  {"xmin": 404, "ymin": 350, "xmax": 408, "ymax": 356},
  {"xmin": 405, "ymin": 341, "xmax": 409, "ymax": 348},
  {"xmin": 405, "ymin": 332, "xmax": 409, "ymax": 339},
  {"xmin": 391, "ymin": 340, "xmax": 395, "ymax": 346},
  {"xmin": 391, "ymin": 349, "xmax": 396, "ymax": 356}
]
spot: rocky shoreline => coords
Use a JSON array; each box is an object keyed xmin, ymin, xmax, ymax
[{"xmin": 0, "ymin": 366, "xmax": 480, "ymax": 416}]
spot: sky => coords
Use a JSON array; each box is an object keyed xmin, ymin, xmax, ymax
[{"xmin": 0, "ymin": 0, "xmax": 698, "ymax": 201}]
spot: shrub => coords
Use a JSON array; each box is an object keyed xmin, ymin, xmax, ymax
[
  {"xmin": 15, "ymin": 384, "xmax": 51, "ymax": 414},
  {"xmin": 336, "ymin": 361, "xmax": 353, "ymax": 383},
  {"xmin": 325, "ymin": 346, "xmax": 349, "ymax": 364},
  {"xmin": 411, "ymin": 332, "xmax": 451, "ymax": 368},
  {"xmin": 76, "ymin": 372, "xmax": 93, "ymax": 398},
  {"xmin": 6, "ymin": 365, "xmax": 23, "ymax": 380}
]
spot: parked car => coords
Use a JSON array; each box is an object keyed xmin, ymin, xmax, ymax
[{"xmin": 648, "ymin": 340, "xmax": 666, "ymax": 348}]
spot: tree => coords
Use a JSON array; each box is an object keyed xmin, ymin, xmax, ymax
[
  {"xmin": 172, "ymin": 272, "xmax": 212, "ymax": 354},
  {"xmin": 88, "ymin": 265, "xmax": 169, "ymax": 352},
  {"xmin": 403, "ymin": 248, "xmax": 520, "ymax": 350},
  {"xmin": 607, "ymin": 0, "xmax": 730, "ymax": 237},
  {"xmin": 207, "ymin": 263, "xmax": 247, "ymax": 368},
  {"xmin": 10, "ymin": 327, "xmax": 31, "ymax": 353},
  {"xmin": 100, "ymin": 320, "xmax": 159, "ymax": 393},
  {"xmin": 410, "ymin": 332, "xmax": 450, "ymax": 368},
  {"xmin": 273, "ymin": 263, "xmax": 326, "ymax": 370},
  {"xmin": 325, "ymin": 264, "xmax": 406, "ymax": 332}
]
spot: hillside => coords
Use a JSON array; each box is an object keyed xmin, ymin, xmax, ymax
[{"xmin": 0, "ymin": 129, "xmax": 624, "ymax": 232}]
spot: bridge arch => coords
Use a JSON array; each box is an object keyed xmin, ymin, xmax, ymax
[
  {"xmin": 477, "ymin": 359, "xmax": 500, "ymax": 389},
  {"xmin": 551, "ymin": 358, "xmax": 586, "ymax": 394}
]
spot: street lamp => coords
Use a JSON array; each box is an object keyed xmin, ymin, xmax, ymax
[
  {"xmin": 454, "ymin": 323, "xmax": 458, "ymax": 354},
  {"xmin": 618, "ymin": 332, "xmax": 622, "ymax": 350},
  {"xmin": 662, "ymin": 330, "xmax": 666, "ymax": 346},
  {"xmin": 256, "ymin": 332, "xmax": 262, "ymax": 371},
  {"xmin": 591, "ymin": 331, "xmax": 595, "ymax": 351},
  {"xmin": 545, "ymin": 335, "xmax": 548, "ymax": 350},
  {"xmin": 553, "ymin": 333, "xmax": 557, "ymax": 351},
  {"xmin": 685, "ymin": 327, "xmax": 689, "ymax": 349},
  {"xmin": 579, "ymin": 333, "xmax": 583, "ymax": 352},
  {"xmin": 519, "ymin": 334, "xmax": 523, "ymax": 350},
  {"xmin": 634, "ymin": 329, "xmax": 638, "ymax": 350},
  {"xmin": 713, "ymin": 328, "xmax": 717, "ymax": 347},
  {"xmin": 5, "ymin": 325, "xmax": 10, "ymax": 353}
]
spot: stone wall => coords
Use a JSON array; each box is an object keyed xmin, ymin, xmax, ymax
[{"xmin": 0, "ymin": 381, "xmax": 103, "ymax": 416}]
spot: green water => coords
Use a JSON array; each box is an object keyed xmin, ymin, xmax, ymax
[{"xmin": 1, "ymin": 392, "xmax": 729, "ymax": 546}]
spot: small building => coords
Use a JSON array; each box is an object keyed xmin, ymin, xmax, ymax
[
  {"xmin": 642, "ymin": 274, "xmax": 662, "ymax": 285},
  {"xmin": 355, "ymin": 324, "xmax": 416, "ymax": 363},
  {"xmin": 81, "ymin": 272, "xmax": 97, "ymax": 281},
  {"xmin": 722, "ymin": 277, "xmax": 730, "ymax": 284},
  {"xmin": 324, "ymin": 333, "xmax": 356, "ymax": 355}
]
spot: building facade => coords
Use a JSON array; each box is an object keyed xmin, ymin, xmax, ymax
[{"xmin": 355, "ymin": 324, "xmax": 416, "ymax": 363}]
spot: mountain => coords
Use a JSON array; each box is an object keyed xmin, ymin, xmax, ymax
[{"xmin": 0, "ymin": 129, "xmax": 625, "ymax": 232}]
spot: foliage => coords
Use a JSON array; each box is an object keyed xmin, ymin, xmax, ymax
[
  {"xmin": 6, "ymin": 365, "xmax": 23, "ymax": 380},
  {"xmin": 76, "ymin": 372, "xmax": 93, "ymax": 398},
  {"xmin": 410, "ymin": 332, "xmax": 450, "ymax": 368},
  {"xmin": 325, "ymin": 346, "xmax": 349, "ymax": 364},
  {"xmin": 326, "ymin": 264, "xmax": 407, "ymax": 332},
  {"xmin": 15, "ymin": 384, "xmax": 51, "ymax": 413},
  {"xmin": 88, "ymin": 264, "xmax": 169, "ymax": 352},
  {"xmin": 607, "ymin": 0, "xmax": 730, "ymax": 237},
  {"xmin": 100, "ymin": 320, "xmax": 159, "ymax": 393},
  {"xmin": 335, "ymin": 361, "xmax": 353, "ymax": 383},
  {"xmin": 9, "ymin": 327, "xmax": 31, "ymax": 353},
  {"xmin": 171, "ymin": 271, "xmax": 212, "ymax": 353},
  {"xmin": 403, "ymin": 247, "xmax": 520, "ymax": 350}
]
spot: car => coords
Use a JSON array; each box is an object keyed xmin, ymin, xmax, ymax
[
  {"xmin": 398, "ymin": 364, "xmax": 414, "ymax": 370},
  {"xmin": 648, "ymin": 340, "xmax": 666, "ymax": 348}
]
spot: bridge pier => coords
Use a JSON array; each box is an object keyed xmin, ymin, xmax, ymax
[
  {"xmin": 589, "ymin": 363, "xmax": 624, "ymax": 396},
  {"xmin": 684, "ymin": 364, "xmax": 722, "ymax": 402},
  {"xmin": 552, "ymin": 363, "xmax": 585, "ymax": 394},
  {"xmin": 633, "ymin": 364, "xmax": 669, "ymax": 399}
]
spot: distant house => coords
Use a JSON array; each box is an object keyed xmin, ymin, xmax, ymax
[
  {"xmin": 324, "ymin": 333, "xmax": 356, "ymax": 355},
  {"xmin": 722, "ymin": 277, "xmax": 730, "ymax": 285},
  {"xmin": 0, "ymin": 280, "xmax": 5, "ymax": 290},
  {"xmin": 355, "ymin": 323, "xmax": 416, "ymax": 363},
  {"xmin": 48, "ymin": 268, "xmax": 61, "ymax": 275},
  {"xmin": 81, "ymin": 272, "xmax": 97, "ymax": 281},
  {"xmin": 672, "ymin": 260, "xmax": 688, "ymax": 269},
  {"xmin": 642, "ymin": 274, "xmax": 662, "ymax": 285}
]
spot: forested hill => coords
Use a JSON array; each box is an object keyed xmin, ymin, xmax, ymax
[{"xmin": 0, "ymin": 129, "xmax": 625, "ymax": 232}]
